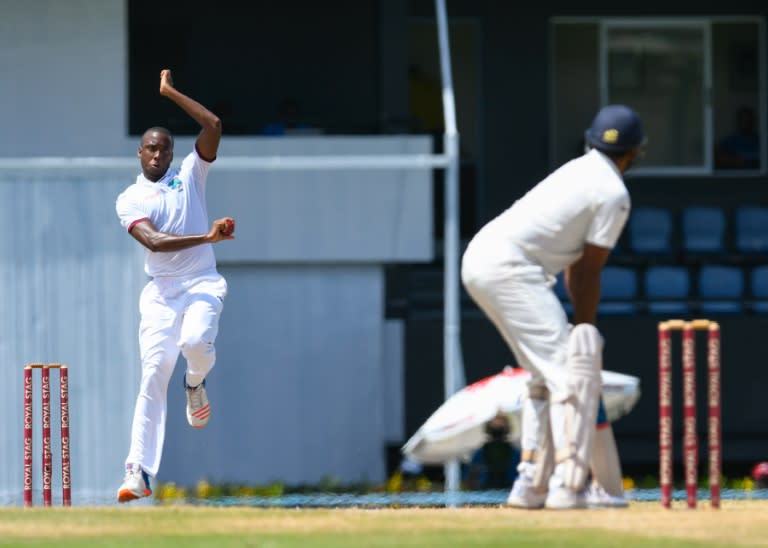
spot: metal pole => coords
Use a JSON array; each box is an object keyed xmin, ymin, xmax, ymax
[
  {"xmin": 435, "ymin": 0, "xmax": 465, "ymax": 499},
  {"xmin": 0, "ymin": 155, "xmax": 451, "ymax": 171}
]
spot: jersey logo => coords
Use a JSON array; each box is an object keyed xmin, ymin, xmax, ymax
[{"xmin": 167, "ymin": 177, "xmax": 183, "ymax": 191}]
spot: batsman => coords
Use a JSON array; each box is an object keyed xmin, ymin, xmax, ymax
[{"xmin": 462, "ymin": 105, "xmax": 646, "ymax": 509}]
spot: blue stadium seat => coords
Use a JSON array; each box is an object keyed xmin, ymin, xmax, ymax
[
  {"xmin": 628, "ymin": 207, "xmax": 674, "ymax": 256},
  {"xmin": 751, "ymin": 266, "xmax": 768, "ymax": 313},
  {"xmin": 681, "ymin": 206, "xmax": 726, "ymax": 255},
  {"xmin": 645, "ymin": 266, "xmax": 691, "ymax": 315},
  {"xmin": 698, "ymin": 265, "xmax": 744, "ymax": 314},
  {"xmin": 598, "ymin": 266, "xmax": 638, "ymax": 315},
  {"xmin": 734, "ymin": 206, "xmax": 768, "ymax": 255}
]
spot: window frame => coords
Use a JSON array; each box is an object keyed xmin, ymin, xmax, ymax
[{"xmin": 549, "ymin": 15, "xmax": 767, "ymax": 178}]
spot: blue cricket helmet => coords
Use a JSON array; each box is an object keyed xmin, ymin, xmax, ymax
[{"xmin": 585, "ymin": 105, "xmax": 647, "ymax": 153}]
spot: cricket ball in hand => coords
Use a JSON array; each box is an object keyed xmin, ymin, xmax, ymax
[{"xmin": 220, "ymin": 218, "xmax": 235, "ymax": 236}]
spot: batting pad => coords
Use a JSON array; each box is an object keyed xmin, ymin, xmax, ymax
[
  {"xmin": 552, "ymin": 323, "xmax": 603, "ymax": 490},
  {"xmin": 531, "ymin": 413, "xmax": 554, "ymax": 493},
  {"xmin": 521, "ymin": 385, "xmax": 554, "ymax": 492}
]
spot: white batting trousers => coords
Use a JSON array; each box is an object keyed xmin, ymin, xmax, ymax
[
  {"xmin": 462, "ymin": 241, "xmax": 570, "ymax": 467},
  {"xmin": 461, "ymin": 244, "xmax": 570, "ymax": 395},
  {"xmin": 125, "ymin": 271, "xmax": 227, "ymax": 477}
]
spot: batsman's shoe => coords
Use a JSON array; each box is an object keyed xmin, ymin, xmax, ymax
[
  {"xmin": 117, "ymin": 468, "xmax": 151, "ymax": 503},
  {"xmin": 586, "ymin": 484, "xmax": 629, "ymax": 509},
  {"xmin": 506, "ymin": 476, "xmax": 546, "ymax": 509},
  {"xmin": 185, "ymin": 377, "xmax": 210, "ymax": 428},
  {"xmin": 544, "ymin": 485, "xmax": 588, "ymax": 510}
]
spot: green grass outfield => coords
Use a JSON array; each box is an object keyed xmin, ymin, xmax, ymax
[{"xmin": 1, "ymin": 502, "xmax": 766, "ymax": 547}]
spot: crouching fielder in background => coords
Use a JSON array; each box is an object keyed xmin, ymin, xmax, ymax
[{"xmin": 461, "ymin": 105, "xmax": 646, "ymax": 509}]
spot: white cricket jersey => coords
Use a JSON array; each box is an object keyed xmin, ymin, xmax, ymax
[
  {"xmin": 116, "ymin": 148, "xmax": 216, "ymax": 278},
  {"xmin": 471, "ymin": 149, "xmax": 630, "ymax": 276}
]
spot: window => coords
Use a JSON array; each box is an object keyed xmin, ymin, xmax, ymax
[{"xmin": 550, "ymin": 17, "xmax": 765, "ymax": 176}]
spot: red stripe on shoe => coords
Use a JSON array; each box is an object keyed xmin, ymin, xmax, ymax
[{"xmin": 192, "ymin": 405, "xmax": 210, "ymax": 419}]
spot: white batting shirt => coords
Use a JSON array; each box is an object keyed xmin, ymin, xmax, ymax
[
  {"xmin": 469, "ymin": 149, "xmax": 630, "ymax": 276},
  {"xmin": 116, "ymin": 148, "xmax": 216, "ymax": 278}
]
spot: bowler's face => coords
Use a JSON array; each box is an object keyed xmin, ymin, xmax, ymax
[{"xmin": 138, "ymin": 131, "xmax": 174, "ymax": 182}]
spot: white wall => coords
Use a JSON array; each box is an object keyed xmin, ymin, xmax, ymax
[
  {"xmin": 162, "ymin": 266, "xmax": 389, "ymax": 486},
  {"xmin": 0, "ymin": 0, "xmax": 130, "ymax": 156},
  {"xmin": 207, "ymin": 138, "xmax": 433, "ymax": 262}
]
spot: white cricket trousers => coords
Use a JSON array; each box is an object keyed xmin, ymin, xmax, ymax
[
  {"xmin": 461, "ymin": 244, "xmax": 570, "ymax": 395},
  {"xmin": 462, "ymin": 241, "xmax": 570, "ymax": 463},
  {"xmin": 125, "ymin": 271, "xmax": 227, "ymax": 477}
]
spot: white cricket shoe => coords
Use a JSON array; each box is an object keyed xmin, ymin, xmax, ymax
[
  {"xmin": 544, "ymin": 485, "xmax": 588, "ymax": 509},
  {"xmin": 185, "ymin": 380, "xmax": 211, "ymax": 428},
  {"xmin": 506, "ymin": 476, "xmax": 546, "ymax": 509},
  {"xmin": 586, "ymin": 484, "xmax": 629, "ymax": 509},
  {"xmin": 117, "ymin": 468, "xmax": 152, "ymax": 503}
]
